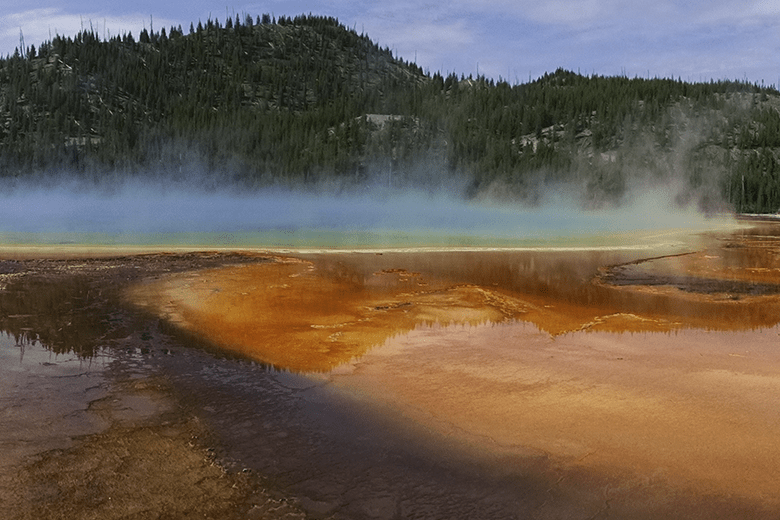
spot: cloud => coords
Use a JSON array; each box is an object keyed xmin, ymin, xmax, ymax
[
  {"xmin": 1, "ymin": 7, "xmax": 178, "ymax": 56},
  {"xmin": 691, "ymin": 0, "xmax": 780, "ymax": 26},
  {"xmin": 446, "ymin": 0, "xmax": 780, "ymax": 82},
  {"xmin": 340, "ymin": 2, "xmax": 475, "ymax": 74},
  {"xmin": 448, "ymin": 0, "xmax": 780, "ymax": 30},
  {"xmin": 363, "ymin": 15, "xmax": 472, "ymax": 47},
  {"xmin": 446, "ymin": 0, "xmax": 625, "ymax": 27},
  {"xmin": 1, "ymin": 1, "xmax": 777, "ymax": 87},
  {"xmin": 363, "ymin": 17, "xmax": 474, "ymax": 67},
  {"xmin": 2, "ymin": 8, "xmax": 78, "ymax": 54}
]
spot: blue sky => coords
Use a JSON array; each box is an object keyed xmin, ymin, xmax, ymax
[{"xmin": 1, "ymin": 1, "xmax": 779, "ymax": 86}]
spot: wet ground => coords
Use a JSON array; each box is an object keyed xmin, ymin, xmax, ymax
[
  {"xmin": 3, "ymin": 222, "xmax": 780, "ymax": 519},
  {"xmin": 0, "ymin": 253, "xmax": 310, "ymax": 519}
]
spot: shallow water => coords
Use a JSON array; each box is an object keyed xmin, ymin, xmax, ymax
[
  {"xmin": 0, "ymin": 183, "xmax": 743, "ymax": 253},
  {"xmin": 0, "ymin": 185, "xmax": 734, "ymax": 241},
  {"xmin": 326, "ymin": 320, "xmax": 780, "ymax": 507},
  {"xmin": 0, "ymin": 332, "xmax": 111, "ymax": 469},
  {"xmin": 0, "ymin": 226, "xmax": 720, "ymax": 250},
  {"xmin": 4, "ymin": 220, "xmax": 780, "ymax": 518},
  {"xmin": 0, "ymin": 316, "xmax": 555, "ymax": 518}
]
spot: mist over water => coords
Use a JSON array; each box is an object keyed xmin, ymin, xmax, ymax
[{"xmin": 0, "ymin": 178, "xmax": 735, "ymax": 249}]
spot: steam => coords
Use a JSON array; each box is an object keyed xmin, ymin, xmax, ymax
[
  {"xmin": 0, "ymin": 175, "xmax": 733, "ymax": 248},
  {"xmin": 465, "ymin": 98, "xmax": 741, "ymax": 215},
  {"xmin": 0, "ymin": 82, "xmax": 749, "ymax": 250},
  {"xmin": 1, "ymin": 96, "xmax": 741, "ymax": 248}
]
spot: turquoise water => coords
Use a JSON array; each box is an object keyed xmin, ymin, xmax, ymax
[
  {"xmin": 0, "ymin": 186, "xmax": 737, "ymax": 251},
  {"xmin": 0, "ymin": 225, "xmax": 731, "ymax": 254},
  {"xmin": 0, "ymin": 228, "xmax": 665, "ymax": 249}
]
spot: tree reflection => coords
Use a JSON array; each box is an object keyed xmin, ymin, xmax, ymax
[
  {"xmin": 0, "ymin": 252, "xmax": 266, "ymax": 358},
  {"xmin": 0, "ymin": 273, "xmax": 116, "ymax": 357}
]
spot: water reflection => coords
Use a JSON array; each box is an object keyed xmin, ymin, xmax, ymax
[
  {"xmin": 0, "ymin": 272, "xmax": 112, "ymax": 357},
  {"xmin": 125, "ymin": 222, "xmax": 780, "ymax": 374},
  {"xmin": 0, "ymin": 252, "xmax": 262, "ymax": 358},
  {"xmin": 302, "ymin": 221, "xmax": 780, "ymax": 335},
  {"xmin": 7, "ymin": 222, "xmax": 780, "ymax": 371},
  {"xmin": 0, "ymin": 331, "xmax": 111, "ymax": 470},
  {"xmin": 5, "ymin": 224, "xmax": 780, "ymax": 517},
  {"xmin": 326, "ymin": 318, "xmax": 780, "ymax": 511}
]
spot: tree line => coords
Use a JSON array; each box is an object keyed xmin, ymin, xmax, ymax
[{"xmin": 1, "ymin": 14, "xmax": 780, "ymax": 212}]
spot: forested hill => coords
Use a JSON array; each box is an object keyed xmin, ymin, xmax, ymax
[{"xmin": 2, "ymin": 13, "xmax": 780, "ymax": 212}]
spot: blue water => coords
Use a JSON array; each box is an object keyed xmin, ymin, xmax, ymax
[{"xmin": 0, "ymin": 185, "xmax": 735, "ymax": 250}]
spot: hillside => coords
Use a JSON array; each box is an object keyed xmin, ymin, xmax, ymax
[{"xmin": 1, "ymin": 13, "xmax": 780, "ymax": 212}]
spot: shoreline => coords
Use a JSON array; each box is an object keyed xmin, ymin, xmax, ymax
[
  {"xmin": 4, "ymin": 221, "xmax": 780, "ymax": 518},
  {"xmin": 0, "ymin": 219, "xmax": 747, "ymax": 259},
  {"xmin": 0, "ymin": 252, "xmax": 305, "ymax": 520},
  {"xmin": 127, "ymin": 221, "xmax": 780, "ymax": 514}
]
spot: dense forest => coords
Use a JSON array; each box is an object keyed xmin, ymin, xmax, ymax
[{"xmin": 1, "ymin": 13, "xmax": 780, "ymax": 213}]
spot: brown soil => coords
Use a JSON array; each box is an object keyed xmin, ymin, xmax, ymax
[
  {"xmin": 0, "ymin": 376, "xmax": 305, "ymax": 520},
  {"xmin": 0, "ymin": 251, "xmax": 307, "ymax": 520}
]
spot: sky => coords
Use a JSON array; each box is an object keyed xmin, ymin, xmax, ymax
[{"xmin": 1, "ymin": 1, "xmax": 778, "ymax": 86}]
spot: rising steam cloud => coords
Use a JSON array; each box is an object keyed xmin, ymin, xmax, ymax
[{"xmin": 0, "ymin": 173, "xmax": 733, "ymax": 249}]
